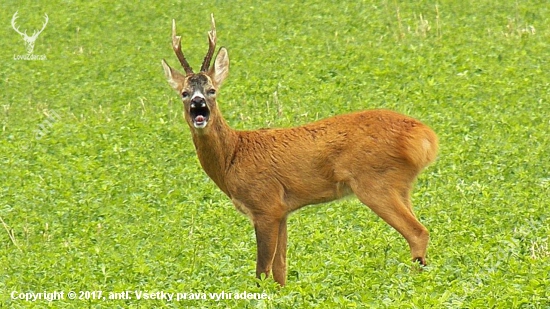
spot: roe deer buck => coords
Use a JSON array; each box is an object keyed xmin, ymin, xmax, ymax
[{"xmin": 161, "ymin": 14, "xmax": 438, "ymax": 286}]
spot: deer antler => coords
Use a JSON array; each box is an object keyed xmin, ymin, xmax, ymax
[
  {"xmin": 171, "ymin": 19, "xmax": 194, "ymax": 75},
  {"xmin": 11, "ymin": 12, "xmax": 48, "ymax": 39},
  {"xmin": 11, "ymin": 11, "xmax": 27, "ymax": 37},
  {"xmin": 200, "ymin": 14, "xmax": 217, "ymax": 72},
  {"xmin": 31, "ymin": 14, "xmax": 49, "ymax": 39}
]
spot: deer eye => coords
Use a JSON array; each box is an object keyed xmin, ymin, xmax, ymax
[
  {"xmin": 207, "ymin": 89, "xmax": 216, "ymax": 96},
  {"xmin": 182, "ymin": 91, "xmax": 190, "ymax": 99}
]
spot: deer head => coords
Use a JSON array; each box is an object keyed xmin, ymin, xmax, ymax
[
  {"xmin": 162, "ymin": 14, "xmax": 229, "ymax": 132},
  {"xmin": 11, "ymin": 11, "xmax": 49, "ymax": 54}
]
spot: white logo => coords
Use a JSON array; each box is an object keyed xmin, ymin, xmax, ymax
[{"xmin": 11, "ymin": 11, "xmax": 48, "ymax": 60}]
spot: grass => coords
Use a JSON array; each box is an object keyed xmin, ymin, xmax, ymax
[{"xmin": 1, "ymin": 0, "xmax": 549, "ymax": 308}]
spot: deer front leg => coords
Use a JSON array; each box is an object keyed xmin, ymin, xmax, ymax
[
  {"xmin": 253, "ymin": 215, "xmax": 283, "ymax": 285},
  {"xmin": 272, "ymin": 216, "xmax": 288, "ymax": 286}
]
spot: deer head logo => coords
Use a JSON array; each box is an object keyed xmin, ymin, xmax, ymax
[{"xmin": 11, "ymin": 11, "xmax": 48, "ymax": 55}]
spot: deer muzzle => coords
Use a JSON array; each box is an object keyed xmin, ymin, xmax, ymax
[{"xmin": 190, "ymin": 97, "xmax": 210, "ymax": 129}]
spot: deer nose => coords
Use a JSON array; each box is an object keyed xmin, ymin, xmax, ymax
[{"xmin": 191, "ymin": 96, "xmax": 206, "ymax": 105}]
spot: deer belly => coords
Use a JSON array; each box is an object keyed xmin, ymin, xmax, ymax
[{"xmin": 284, "ymin": 180, "xmax": 353, "ymax": 210}]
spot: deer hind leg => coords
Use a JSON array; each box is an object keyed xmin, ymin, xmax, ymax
[{"xmin": 350, "ymin": 178, "xmax": 429, "ymax": 265}]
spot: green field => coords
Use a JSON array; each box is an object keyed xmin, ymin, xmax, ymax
[{"xmin": 1, "ymin": 0, "xmax": 549, "ymax": 308}]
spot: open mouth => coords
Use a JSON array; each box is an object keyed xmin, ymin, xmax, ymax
[{"xmin": 190, "ymin": 101, "xmax": 210, "ymax": 129}]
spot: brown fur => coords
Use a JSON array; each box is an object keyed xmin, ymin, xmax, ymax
[{"xmin": 162, "ymin": 17, "xmax": 438, "ymax": 286}]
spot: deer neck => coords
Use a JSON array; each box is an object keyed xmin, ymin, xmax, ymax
[{"xmin": 191, "ymin": 113, "xmax": 237, "ymax": 196}]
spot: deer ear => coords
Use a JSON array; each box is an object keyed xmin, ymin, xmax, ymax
[
  {"xmin": 210, "ymin": 47, "xmax": 229, "ymax": 86},
  {"xmin": 162, "ymin": 59, "xmax": 184, "ymax": 91}
]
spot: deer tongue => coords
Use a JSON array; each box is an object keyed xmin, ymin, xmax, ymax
[{"xmin": 195, "ymin": 115, "xmax": 205, "ymax": 123}]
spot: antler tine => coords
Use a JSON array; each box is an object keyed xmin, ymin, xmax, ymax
[
  {"xmin": 171, "ymin": 19, "xmax": 194, "ymax": 75},
  {"xmin": 200, "ymin": 13, "xmax": 217, "ymax": 72},
  {"xmin": 39, "ymin": 14, "xmax": 49, "ymax": 32}
]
